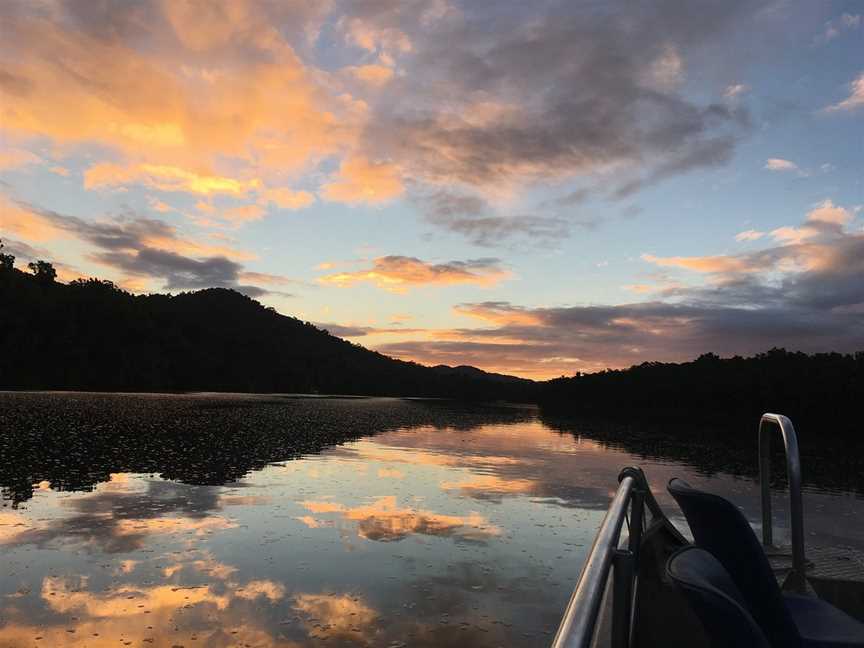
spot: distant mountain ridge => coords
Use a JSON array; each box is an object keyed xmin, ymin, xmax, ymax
[{"xmin": 0, "ymin": 266, "xmax": 537, "ymax": 400}]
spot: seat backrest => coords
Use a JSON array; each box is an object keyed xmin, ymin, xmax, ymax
[
  {"xmin": 668, "ymin": 478, "xmax": 801, "ymax": 648},
  {"xmin": 633, "ymin": 514, "xmax": 711, "ymax": 647},
  {"xmin": 667, "ymin": 546, "xmax": 771, "ymax": 648}
]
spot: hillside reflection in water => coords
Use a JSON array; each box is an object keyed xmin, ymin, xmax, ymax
[{"xmin": 0, "ymin": 393, "xmax": 862, "ymax": 647}]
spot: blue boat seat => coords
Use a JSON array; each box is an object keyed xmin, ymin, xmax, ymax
[
  {"xmin": 668, "ymin": 478, "xmax": 864, "ymax": 648},
  {"xmin": 667, "ymin": 545, "xmax": 771, "ymax": 648}
]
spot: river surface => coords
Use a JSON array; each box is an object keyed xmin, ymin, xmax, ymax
[{"xmin": 0, "ymin": 392, "xmax": 862, "ymax": 647}]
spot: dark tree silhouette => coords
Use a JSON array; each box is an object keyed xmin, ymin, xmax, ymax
[
  {"xmin": 540, "ymin": 349, "xmax": 864, "ymax": 440},
  {"xmin": 27, "ymin": 259, "xmax": 57, "ymax": 283},
  {"xmin": 0, "ymin": 264, "xmax": 535, "ymax": 401},
  {"xmin": 0, "ymin": 240, "xmax": 14, "ymax": 272}
]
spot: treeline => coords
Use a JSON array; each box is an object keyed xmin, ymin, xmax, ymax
[
  {"xmin": 0, "ymin": 252, "xmax": 535, "ymax": 400},
  {"xmin": 3, "ymin": 244, "xmax": 863, "ymax": 436},
  {"xmin": 541, "ymin": 350, "xmax": 864, "ymax": 440}
]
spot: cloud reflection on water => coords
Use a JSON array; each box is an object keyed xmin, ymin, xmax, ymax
[{"xmin": 298, "ymin": 495, "xmax": 500, "ymax": 543}]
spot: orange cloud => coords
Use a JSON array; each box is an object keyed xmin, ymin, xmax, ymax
[
  {"xmin": 641, "ymin": 253, "xmax": 754, "ymax": 274},
  {"xmin": 346, "ymin": 64, "xmax": 394, "ymax": 86},
  {"xmin": 453, "ymin": 302, "xmax": 542, "ymax": 326},
  {"xmin": 299, "ymin": 496, "xmax": 500, "ymax": 542},
  {"xmin": 769, "ymin": 200, "xmax": 853, "ymax": 245},
  {"xmin": 320, "ymin": 256, "xmax": 508, "ymax": 291},
  {"xmin": 2, "ymin": 4, "xmax": 354, "ymax": 197},
  {"xmin": 824, "ymin": 71, "xmax": 864, "ymax": 112},
  {"xmin": 806, "ymin": 199, "xmax": 852, "ymax": 225},
  {"xmin": 0, "ymin": 198, "xmax": 67, "ymax": 242},
  {"xmin": 113, "ymin": 515, "xmax": 236, "ymax": 539},
  {"xmin": 440, "ymin": 474, "xmax": 536, "ymax": 497},
  {"xmin": 0, "ymin": 147, "xmax": 42, "ymax": 171},
  {"xmin": 223, "ymin": 203, "xmax": 266, "ymax": 223},
  {"xmin": 321, "ymin": 155, "xmax": 404, "ymax": 205},
  {"xmin": 238, "ymin": 271, "xmax": 294, "ymax": 285},
  {"xmin": 260, "ymin": 187, "xmax": 315, "ymax": 210},
  {"xmin": 0, "ymin": 511, "xmax": 30, "ymax": 544},
  {"xmin": 293, "ymin": 592, "xmax": 378, "ymax": 642},
  {"xmin": 84, "ymin": 163, "xmax": 262, "ymax": 196},
  {"xmin": 131, "ymin": 233, "xmax": 255, "ymax": 262},
  {"xmin": 11, "ymin": 560, "xmax": 296, "ymax": 648}
]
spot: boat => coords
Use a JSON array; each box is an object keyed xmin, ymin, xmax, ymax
[{"xmin": 552, "ymin": 413, "xmax": 864, "ymax": 647}]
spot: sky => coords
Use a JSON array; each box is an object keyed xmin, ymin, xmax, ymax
[{"xmin": 1, "ymin": 0, "xmax": 862, "ymax": 379}]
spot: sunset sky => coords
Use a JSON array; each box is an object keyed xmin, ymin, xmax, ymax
[{"xmin": 1, "ymin": 0, "xmax": 862, "ymax": 378}]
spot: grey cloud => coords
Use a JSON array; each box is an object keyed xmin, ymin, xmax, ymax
[
  {"xmin": 376, "ymin": 227, "xmax": 864, "ymax": 374},
  {"xmin": 349, "ymin": 0, "xmax": 756, "ymax": 243},
  {"xmin": 611, "ymin": 135, "xmax": 739, "ymax": 199},
  {"xmin": 16, "ymin": 200, "xmax": 281, "ymax": 295},
  {"xmin": 315, "ymin": 322, "xmax": 372, "ymax": 338},
  {"xmin": 91, "ymin": 248, "xmax": 246, "ymax": 291},
  {"xmin": 418, "ymin": 189, "xmax": 572, "ymax": 247},
  {"xmin": 379, "ymin": 300, "xmax": 862, "ymax": 374},
  {"xmin": 0, "ymin": 237, "xmax": 48, "ymax": 260}
]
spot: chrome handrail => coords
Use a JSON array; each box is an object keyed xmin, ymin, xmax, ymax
[
  {"xmin": 552, "ymin": 468, "xmax": 646, "ymax": 648},
  {"xmin": 758, "ymin": 413, "xmax": 806, "ymax": 592}
]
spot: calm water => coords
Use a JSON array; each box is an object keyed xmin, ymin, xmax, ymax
[{"xmin": 0, "ymin": 392, "xmax": 862, "ymax": 647}]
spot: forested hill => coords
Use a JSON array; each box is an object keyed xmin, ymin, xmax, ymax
[
  {"xmin": 541, "ymin": 350, "xmax": 864, "ymax": 439},
  {"xmin": 0, "ymin": 264, "xmax": 536, "ymax": 400}
]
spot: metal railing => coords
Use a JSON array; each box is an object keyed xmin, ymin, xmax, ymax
[
  {"xmin": 552, "ymin": 467, "xmax": 655, "ymax": 648},
  {"xmin": 758, "ymin": 412, "xmax": 807, "ymax": 592},
  {"xmin": 553, "ymin": 413, "xmax": 807, "ymax": 646}
]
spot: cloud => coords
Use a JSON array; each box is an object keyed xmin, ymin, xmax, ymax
[
  {"xmin": 641, "ymin": 253, "xmax": 755, "ymax": 274},
  {"xmin": 2, "ymin": 197, "xmax": 298, "ymax": 295},
  {"xmin": 298, "ymin": 496, "xmax": 500, "ymax": 542},
  {"xmin": 222, "ymin": 203, "xmax": 266, "ymax": 224},
  {"xmin": 355, "ymin": 1, "xmax": 752, "ymax": 202},
  {"xmin": 260, "ymin": 187, "xmax": 315, "ymax": 210},
  {"xmin": 817, "ymin": 13, "xmax": 861, "ymax": 43},
  {"xmin": 1, "ymin": 197, "xmax": 69, "ymax": 241},
  {"xmin": 768, "ymin": 200, "xmax": 852, "ymax": 245},
  {"xmin": 84, "ymin": 163, "xmax": 262, "ymax": 196},
  {"xmin": 314, "ymin": 322, "xmax": 430, "ymax": 338},
  {"xmin": 418, "ymin": 189, "xmax": 572, "ymax": 246},
  {"xmin": 4, "ymin": 198, "xmax": 251, "ymax": 259},
  {"xmin": 237, "ymin": 271, "xmax": 296, "ymax": 286},
  {"xmin": 0, "ymin": 1, "xmax": 348, "ymax": 170},
  {"xmin": 735, "ymin": 229, "xmax": 765, "ymax": 242},
  {"xmin": 724, "ymin": 84, "xmax": 749, "ymax": 100},
  {"xmin": 764, "ymin": 158, "xmax": 799, "ymax": 172},
  {"xmin": 319, "ymin": 255, "xmax": 508, "ymax": 291},
  {"xmin": 453, "ymin": 302, "xmax": 542, "ymax": 326},
  {"xmin": 293, "ymin": 593, "xmax": 378, "ymax": 642},
  {"xmin": 345, "ymin": 64, "xmax": 394, "ymax": 86},
  {"xmin": 0, "ymin": 147, "xmax": 42, "ymax": 171},
  {"xmin": 440, "ymin": 474, "xmax": 535, "ymax": 498},
  {"xmin": 806, "ymin": 199, "xmax": 853, "ymax": 225},
  {"xmin": 375, "ymin": 201, "xmax": 864, "ymax": 378},
  {"xmin": 824, "ymin": 71, "xmax": 864, "ymax": 112},
  {"xmin": 320, "ymin": 155, "xmax": 404, "ymax": 205}
]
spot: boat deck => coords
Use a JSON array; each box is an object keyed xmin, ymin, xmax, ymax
[{"xmin": 769, "ymin": 544, "xmax": 864, "ymax": 621}]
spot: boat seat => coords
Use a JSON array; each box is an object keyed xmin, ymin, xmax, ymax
[
  {"xmin": 666, "ymin": 545, "xmax": 771, "ymax": 648},
  {"xmin": 668, "ymin": 478, "xmax": 864, "ymax": 648}
]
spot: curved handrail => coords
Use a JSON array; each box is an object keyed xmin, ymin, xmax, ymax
[
  {"xmin": 551, "ymin": 474, "xmax": 636, "ymax": 648},
  {"xmin": 758, "ymin": 413, "xmax": 806, "ymax": 591}
]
